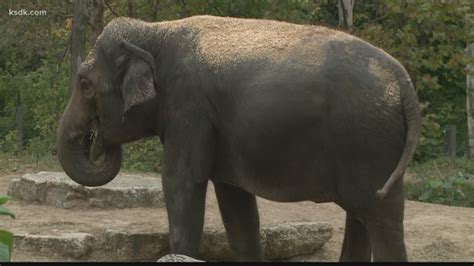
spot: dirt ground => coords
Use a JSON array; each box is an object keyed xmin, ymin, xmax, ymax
[{"xmin": 0, "ymin": 172, "xmax": 473, "ymax": 262}]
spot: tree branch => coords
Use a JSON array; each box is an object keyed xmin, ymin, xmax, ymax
[
  {"xmin": 62, "ymin": 33, "xmax": 72, "ymax": 63},
  {"xmin": 105, "ymin": 0, "xmax": 119, "ymax": 17},
  {"xmin": 359, "ymin": 15, "xmax": 388, "ymax": 28},
  {"xmin": 340, "ymin": 0, "xmax": 349, "ymax": 29}
]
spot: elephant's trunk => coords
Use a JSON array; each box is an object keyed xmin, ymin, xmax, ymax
[{"xmin": 57, "ymin": 109, "xmax": 122, "ymax": 187}]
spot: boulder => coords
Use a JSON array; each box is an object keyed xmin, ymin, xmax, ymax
[
  {"xmin": 7, "ymin": 172, "xmax": 164, "ymax": 209},
  {"xmin": 101, "ymin": 229, "xmax": 169, "ymax": 261},
  {"xmin": 14, "ymin": 233, "xmax": 93, "ymax": 260},
  {"xmin": 199, "ymin": 222, "xmax": 333, "ymax": 261},
  {"xmin": 261, "ymin": 222, "xmax": 333, "ymax": 259}
]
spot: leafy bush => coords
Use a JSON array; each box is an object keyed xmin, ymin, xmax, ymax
[
  {"xmin": 0, "ymin": 195, "xmax": 15, "ymax": 262},
  {"xmin": 122, "ymin": 138, "xmax": 163, "ymax": 173},
  {"xmin": 406, "ymin": 157, "xmax": 474, "ymax": 207},
  {"xmin": 413, "ymin": 113, "xmax": 444, "ymax": 161},
  {"xmin": 355, "ymin": 1, "xmax": 469, "ymax": 161},
  {"xmin": 0, "ymin": 43, "xmax": 68, "ymax": 157}
]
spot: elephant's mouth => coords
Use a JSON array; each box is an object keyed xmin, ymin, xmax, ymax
[
  {"xmin": 83, "ymin": 118, "xmax": 106, "ymax": 164},
  {"xmin": 57, "ymin": 115, "xmax": 122, "ymax": 187}
]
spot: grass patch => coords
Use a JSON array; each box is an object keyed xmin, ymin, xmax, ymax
[
  {"xmin": 0, "ymin": 138, "xmax": 163, "ymax": 176},
  {"xmin": 0, "ymin": 151, "xmax": 61, "ymax": 175},
  {"xmin": 406, "ymin": 157, "xmax": 474, "ymax": 207}
]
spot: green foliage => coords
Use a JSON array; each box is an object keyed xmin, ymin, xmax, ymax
[
  {"xmin": 0, "ymin": 207, "xmax": 15, "ymax": 219},
  {"xmin": 354, "ymin": 1, "xmax": 471, "ymax": 161},
  {"xmin": 0, "ymin": 195, "xmax": 15, "ymax": 220},
  {"xmin": 0, "ymin": 239, "xmax": 12, "ymax": 262},
  {"xmin": 406, "ymin": 172, "xmax": 474, "ymax": 207},
  {"xmin": 0, "ymin": 0, "xmax": 70, "ymax": 157},
  {"xmin": 0, "ymin": 131, "xmax": 19, "ymax": 154},
  {"xmin": 409, "ymin": 156, "xmax": 474, "ymax": 180},
  {"xmin": 0, "ymin": 54, "xmax": 69, "ymax": 155},
  {"xmin": 122, "ymin": 138, "xmax": 163, "ymax": 173},
  {"xmin": 414, "ymin": 113, "xmax": 444, "ymax": 161},
  {"xmin": 0, "ymin": 195, "xmax": 15, "ymax": 262},
  {"xmin": 406, "ymin": 157, "xmax": 474, "ymax": 207}
]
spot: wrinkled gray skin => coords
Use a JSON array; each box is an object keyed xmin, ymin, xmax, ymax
[{"xmin": 57, "ymin": 15, "xmax": 420, "ymax": 262}]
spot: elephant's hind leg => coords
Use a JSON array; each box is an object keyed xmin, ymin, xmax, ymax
[
  {"xmin": 214, "ymin": 182, "xmax": 263, "ymax": 261},
  {"xmin": 366, "ymin": 194, "xmax": 408, "ymax": 262},
  {"xmin": 339, "ymin": 212, "xmax": 372, "ymax": 262},
  {"xmin": 366, "ymin": 219, "xmax": 407, "ymax": 261}
]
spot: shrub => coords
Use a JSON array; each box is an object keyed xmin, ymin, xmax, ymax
[
  {"xmin": 122, "ymin": 138, "xmax": 163, "ymax": 173},
  {"xmin": 406, "ymin": 157, "xmax": 474, "ymax": 207}
]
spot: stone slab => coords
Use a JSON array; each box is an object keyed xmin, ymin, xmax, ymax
[
  {"xmin": 200, "ymin": 222, "xmax": 333, "ymax": 261},
  {"xmin": 14, "ymin": 233, "xmax": 94, "ymax": 260},
  {"xmin": 12, "ymin": 222, "xmax": 333, "ymax": 261},
  {"xmin": 7, "ymin": 171, "xmax": 164, "ymax": 209}
]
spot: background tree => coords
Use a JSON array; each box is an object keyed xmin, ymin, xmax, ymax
[
  {"xmin": 127, "ymin": 0, "xmax": 134, "ymax": 18},
  {"xmin": 69, "ymin": 0, "xmax": 89, "ymax": 95},
  {"xmin": 89, "ymin": 0, "xmax": 105, "ymax": 46},
  {"xmin": 466, "ymin": 3, "xmax": 474, "ymax": 157},
  {"xmin": 338, "ymin": 0, "xmax": 354, "ymax": 31}
]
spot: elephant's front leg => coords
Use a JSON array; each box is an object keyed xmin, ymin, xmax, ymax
[
  {"xmin": 214, "ymin": 182, "xmax": 263, "ymax": 261},
  {"xmin": 162, "ymin": 173, "xmax": 207, "ymax": 257},
  {"xmin": 161, "ymin": 120, "xmax": 216, "ymax": 258}
]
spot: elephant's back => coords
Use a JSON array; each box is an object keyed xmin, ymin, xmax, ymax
[{"xmin": 159, "ymin": 15, "xmax": 357, "ymax": 71}]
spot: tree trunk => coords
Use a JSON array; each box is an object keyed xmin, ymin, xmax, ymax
[
  {"xmin": 89, "ymin": 0, "xmax": 104, "ymax": 46},
  {"xmin": 69, "ymin": 0, "xmax": 89, "ymax": 96},
  {"xmin": 467, "ymin": 7, "xmax": 474, "ymax": 157},
  {"xmin": 15, "ymin": 92, "xmax": 23, "ymax": 151},
  {"xmin": 338, "ymin": 0, "xmax": 354, "ymax": 32},
  {"xmin": 444, "ymin": 125, "xmax": 457, "ymax": 157},
  {"xmin": 127, "ymin": 0, "xmax": 134, "ymax": 18}
]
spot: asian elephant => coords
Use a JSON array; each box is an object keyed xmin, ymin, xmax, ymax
[{"xmin": 57, "ymin": 15, "xmax": 420, "ymax": 262}]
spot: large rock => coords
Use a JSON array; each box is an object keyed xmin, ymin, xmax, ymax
[
  {"xmin": 261, "ymin": 222, "xmax": 333, "ymax": 259},
  {"xmin": 100, "ymin": 229, "xmax": 170, "ymax": 261},
  {"xmin": 7, "ymin": 172, "xmax": 164, "ymax": 209},
  {"xmin": 200, "ymin": 222, "xmax": 333, "ymax": 261},
  {"xmin": 14, "ymin": 233, "xmax": 94, "ymax": 260},
  {"xmin": 12, "ymin": 222, "xmax": 332, "ymax": 261}
]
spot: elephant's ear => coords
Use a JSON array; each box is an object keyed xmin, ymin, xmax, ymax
[{"xmin": 119, "ymin": 41, "xmax": 158, "ymax": 114}]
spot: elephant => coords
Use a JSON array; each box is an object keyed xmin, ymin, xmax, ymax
[{"xmin": 56, "ymin": 15, "xmax": 420, "ymax": 262}]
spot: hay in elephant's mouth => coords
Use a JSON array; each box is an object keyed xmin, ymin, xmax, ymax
[{"xmin": 83, "ymin": 121, "xmax": 106, "ymax": 166}]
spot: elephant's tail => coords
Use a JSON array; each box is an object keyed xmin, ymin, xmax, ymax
[{"xmin": 376, "ymin": 76, "xmax": 421, "ymax": 199}]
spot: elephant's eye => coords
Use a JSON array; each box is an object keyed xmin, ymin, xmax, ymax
[
  {"xmin": 80, "ymin": 79, "xmax": 90, "ymax": 89},
  {"xmin": 80, "ymin": 79, "xmax": 94, "ymax": 98}
]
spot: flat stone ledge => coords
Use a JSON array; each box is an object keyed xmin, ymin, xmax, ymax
[
  {"xmin": 7, "ymin": 171, "xmax": 164, "ymax": 209},
  {"xmin": 200, "ymin": 222, "xmax": 333, "ymax": 261},
  {"xmin": 12, "ymin": 222, "xmax": 333, "ymax": 261},
  {"xmin": 14, "ymin": 232, "xmax": 94, "ymax": 260}
]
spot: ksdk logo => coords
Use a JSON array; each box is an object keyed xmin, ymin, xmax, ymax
[{"xmin": 9, "ymin": 9, "xmax": 27, "ymax": 16}]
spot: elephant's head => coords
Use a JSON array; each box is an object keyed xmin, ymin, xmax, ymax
[{"xmin": 57, "ymin": 37, "xmax": 159, "ymax": 187}]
